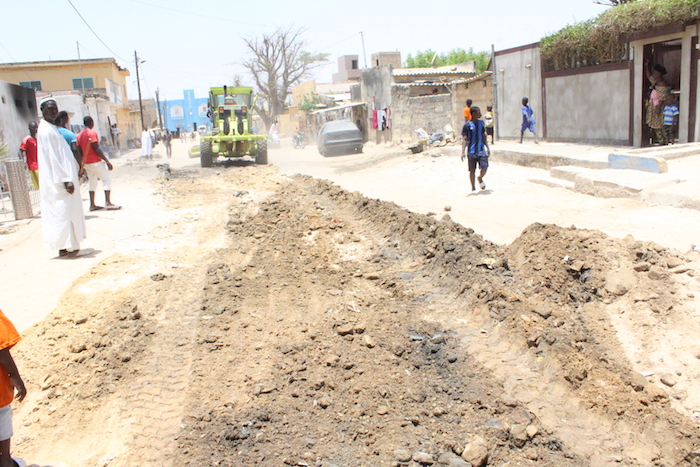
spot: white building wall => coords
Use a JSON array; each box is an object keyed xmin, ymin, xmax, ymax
[
  {"xmin": 545, "ymin": 68, "xmax": 630, "ymax": 144},
  {"xmin": 493, "ymin": 45, "xmax": 543, "ymax": 140}
]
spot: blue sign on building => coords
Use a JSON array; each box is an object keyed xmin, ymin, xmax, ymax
[{"xmin": 162, "ymin": 89, "xmax": 210, "ymax": 134}]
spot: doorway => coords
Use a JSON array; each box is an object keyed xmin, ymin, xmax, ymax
[{"xmin": 642, "ymin": 40, "xmax": 681, "ymax": 146}]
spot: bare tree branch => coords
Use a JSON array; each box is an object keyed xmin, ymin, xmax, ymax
[{"xmin": 241, "ymin": 26, "xmax": 329, "ymax": 127}]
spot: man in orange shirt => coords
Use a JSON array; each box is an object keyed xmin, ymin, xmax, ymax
[
  {"xmin": 0, "ymin": 309, "xmax": 26, "ymax": 467},
  {"xmin": 77, "ymin": 116, "xmax": 120, "ymax": 211},
  {"xmin": 463, "ymin": 98, "xmax": 472, "ymax": 122}
]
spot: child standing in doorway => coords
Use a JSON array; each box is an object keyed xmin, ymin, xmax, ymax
[
  {"xmin": 663, "ymin": 92, "xmax": 679, "ymax": 145},
  {"xmin": 461, "ymin": 106, "xmax": 490, "ymax": 196},
  {"xmin": 520, "ymin": 97, "xmax": 538, "ymax": 144}
]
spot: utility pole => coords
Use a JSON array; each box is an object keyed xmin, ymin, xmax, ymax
[
  {"xmin": 491, "ymin": 44, "xmax": 499, "ymax": 143},
  {"xmin": 135, "ymin": 50, "xmax": 145, "ymax": 130},
  {"xmin": 77, "ymin": 41, "xmax": 85, "ymax": 101},
  {"xmin": 156, "ymin": 88, "xmax": 164, "ymax": 129},
  {"xmin": 360, "ymin": 31, "xmax": 367, "ymax": 69}
]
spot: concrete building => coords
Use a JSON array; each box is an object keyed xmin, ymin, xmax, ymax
[
  {"xmin": 0, "ymin": 81, "xmax": 37, "ymax": 158},
  {"xmin": 371, "ymin": 52, "xmax": 401, "ymax": 68},
  {"xmin": 0, "ymin": 58, "xmax": 131, "ymax": 148},
  {"xmin": 332, "ymin": 55, "xmax": 361, "ymax": 83},
  {"xmin": 493, "ymin": 20, "xmax": 700, "ymax": 147},
  {"xmin": 358, "ymin": 63, "xmax": 484, "ymax": 145},
  {"xmin": 161, "ymin": 89, "xmax": 209, "ymax": 135}
]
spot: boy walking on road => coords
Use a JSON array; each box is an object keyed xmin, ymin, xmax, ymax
[
  {"xmin": 520, "ymin": 97, "xmax": 538, "ymax": 144},
  {"xmin": 461, "ymin": 106, "xmax": 490, "ymax": 195},
  {"xmin": 0, "ymin": 309, "xmax": 26, "ymax": 467}
]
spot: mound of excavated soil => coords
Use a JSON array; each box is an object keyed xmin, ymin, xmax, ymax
[{"xmin": 11, "ymin": 166, "xmax": 700, "ymax": 467}]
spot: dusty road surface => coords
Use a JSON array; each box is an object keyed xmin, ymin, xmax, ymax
[{"xmin": 5, "ymin": 141, "xmax": 700, "ymax": 466}]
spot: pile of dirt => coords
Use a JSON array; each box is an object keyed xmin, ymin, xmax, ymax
[{"xmin": 11, "ymin": 166, "xmax": 700, "ymax": 466}]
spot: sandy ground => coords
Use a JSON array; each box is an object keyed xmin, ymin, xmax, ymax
[{"xmin": 2, "ymin": 139, "xmax": 700, "ymax": 466}]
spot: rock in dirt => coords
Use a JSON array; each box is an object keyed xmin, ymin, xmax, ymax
[
  {"xmin": 526, "ymin": 425, "xmax": 539, "ymax": 438},
  {"xmin": 318, "ymin": 396, "xmax": 332, "ymax": 408},
  {"xmin": 69, "ymin": 343, "xmax": 87, "ymax": 354},
  {"xmin": 362, "ymin": 335, "xmax": 376, "ymax": 348},
  {"xmin": 644, "ymin": 384, "xmax": 668, "ymax": 402},
  {"xmin": 629, "ymin": 371, "xmax": 648, "ymax": 391},
  {"xmin": 648, "ymin": 267, "xmax": 667, "ymax": 281},
  {"xmin": 462, "ymin": 435, "xmax": 488, "ymax": 467},
  {"xmin": 666, "ymin": 257, "xmax": 684, "ymax": 269},
  {"xmin": 447, "ymin": 457, "xmax": 471, "ymax": 467},
  {"xmin": 633, "ymin": 262, "xmax": 650, "ymax": 272},
  {"xmin": 660, "ymin": 374, "xmax": 677, "ymax": 387},
  {"xmin": 393, "ymin": 449, "xmax": 411, "ymax": 462},
  {"xmin": 510, "ymin": 424, "xmax": 529, "ymax": 448},
  {"xmin": 412, "ymin": 452, "xmax": 435, "ymax": 464},
  {"xmin": 444, "ymin": 205, "xmax": 452, "ymax": 212},
  {"xmin": 669, "ymin": 265, "xmax": 691, "ymax": 274},
  {"xmin": 604, "ymin": 269, "xmax": 636, "ymax": 296}
]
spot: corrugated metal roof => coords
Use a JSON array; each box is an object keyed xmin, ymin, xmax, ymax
[
  {"xmin": 392, "ymin": 71, "xmax": 493, "ymax": 88},
  {"xmin": 448, "ymin": 71, "xmax": 493, "ymax": 85},
  {"xmin": 393, "ymin": 68, "xmax": 476, "ymax": 76},
  {"xmin": 392, "ymin": 82, "xmax": 450, "ymax": 87}
]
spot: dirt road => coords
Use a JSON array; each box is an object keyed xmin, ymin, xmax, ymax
[{"xmin": 5, "ymin": 141, "xmax": 700, "ymax": 466}]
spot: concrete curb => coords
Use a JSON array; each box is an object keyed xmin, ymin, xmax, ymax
[{"xmin": 608, "ymin": 153, "xmax": 668, "ymax": 173}]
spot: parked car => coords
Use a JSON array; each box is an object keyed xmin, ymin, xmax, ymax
[{"xmin": 317, "ymin": 120, "xmax": 362, "ymax": 156}]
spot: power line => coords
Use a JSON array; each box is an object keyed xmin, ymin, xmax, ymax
[
  {"xmin": 0, "ymin": 40, "xmax": 33, "ymax": 80},
  {"xmin": 126, "ymin": 0, "xmax": 270, "ymax": 27},
  {"xmin": 66, "ymin": 0, "xmax": 130, "ymax": 62}
]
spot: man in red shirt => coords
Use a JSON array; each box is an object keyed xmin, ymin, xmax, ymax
[
  {"xmin": 76, "ymin": 116, "xmax": 120, "ymax": 211},
  {"xmin": 19, "ymin": 121, "xmax": 38, "ymax": 189}
]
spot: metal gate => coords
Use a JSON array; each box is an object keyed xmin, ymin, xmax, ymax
[{"xmin": 0, "ymin": 160, "xmax": 40, "ymax": 222}]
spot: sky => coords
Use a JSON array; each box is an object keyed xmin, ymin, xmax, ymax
[{"xmin": 0, "ymin": 0, "xmax": 611, "ymax": 103}]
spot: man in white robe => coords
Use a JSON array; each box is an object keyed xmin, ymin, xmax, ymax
[
  {"xmin": 36, "ymin": 98, "xmax": 91, "ymax": 258},
  {"xmin": 141, "ymin": 126, "xmax": 154, "ymax": 160}
]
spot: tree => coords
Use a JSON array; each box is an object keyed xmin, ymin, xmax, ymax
[
  {"xmin": 242, "ymin": 26, "xmax": 329, "ymax": 127},
  {"xmin": 594, "ymin": 0, "xmax": 634, "ymax": 5},
  {"xmin": 405, "ymin": 48, "xmax": 491, "ymax": 74},
  {"xmin": 298, "ymin": 93, "xmax": 320, "ymax": 112}
]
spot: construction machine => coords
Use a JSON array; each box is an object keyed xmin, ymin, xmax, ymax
[{"xmin": 199, "ymin": 86, "xmax": 267, "ymax": 167}]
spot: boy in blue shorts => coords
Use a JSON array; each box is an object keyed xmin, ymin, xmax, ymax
[{"xmin": 461, "ymin": 106, "xmax": 490, "ymax": 195}]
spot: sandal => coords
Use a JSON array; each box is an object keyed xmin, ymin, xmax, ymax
[{"xmin": 57, "ymin": 248, "xmax": 94, "ymax": 259}]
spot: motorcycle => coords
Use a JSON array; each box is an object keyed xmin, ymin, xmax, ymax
[
  {"xmin": 268, "ymin": 131, "xmax": 281, "ymax": 148},
  {"xmin": 293, "ymin": 131, "xmax": 306, "ymax": 149}
]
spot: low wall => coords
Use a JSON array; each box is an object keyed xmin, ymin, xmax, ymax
[
  {"xmin": 545, "ymin": 65, "xmax": 631, "ymax": 145},
  {"xmin": 392, "ymin": 87, "xmax": 452, "ymax": 143}
]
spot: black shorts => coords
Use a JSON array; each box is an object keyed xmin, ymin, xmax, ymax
[
  {"xmin": 468, "ymin": 153, "xmax": 489, "ymax": 172},
  {"xmin": 486, "ymin": 127, "xmax": 494, "ymax": 136}
]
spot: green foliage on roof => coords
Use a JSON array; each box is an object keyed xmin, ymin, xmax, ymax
[
  {"xmin": 541, "ymin": 0, "xmax": 700, "ymax": 71},
  {"xmin": 405, "ymin": 48, "xmax": 490, "ymax": 74}
]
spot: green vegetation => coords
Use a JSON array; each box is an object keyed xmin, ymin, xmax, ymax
[
  {"xmin": 0, "ymin": 142, "xmax": 8, "ymax": 161},
  {"xmin": 298, "ymin": 93, "xmax": 320, "ymax": 112},
  {"xmin": 405, "ymin": 48, "xmax": 490, "ymax": 74},
  {"xmin": 541, "ymin": 0, "xmax": 700, "ymax": 71}
]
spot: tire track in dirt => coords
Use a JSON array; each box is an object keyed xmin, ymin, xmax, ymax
[{"xmin": 10, "ymin": 166, "xmax": 700, "ymax": 466}]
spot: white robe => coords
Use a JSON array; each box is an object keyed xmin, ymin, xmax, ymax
[
  {"xmin": 37, "ymin": 119, "xmax": 86, "ymax": 250},
  {"xmin": 141, "ymin": 130, "xmax": 153, "ymax": 156}
]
